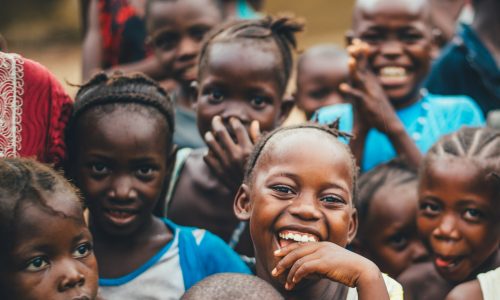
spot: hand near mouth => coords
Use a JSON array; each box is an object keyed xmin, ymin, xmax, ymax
[
  {"xmin": 271, "ymin": 241, "xmax": 390, "ymax": 300},
  {"xmin": 204, "ymin": 115, "xmax": 261, "ymax": 190}
]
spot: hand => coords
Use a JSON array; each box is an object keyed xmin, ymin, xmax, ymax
[
  {"xmin": 271, "ymin": 242, "xmax": 382, "ymax": 291},
  {"xmin": 203, "ymin": 116, "xmax": 261, "ymax": 190},
  {"xmin": 340, "ymin": 39, "xmax": 402, "ymax": 134}
]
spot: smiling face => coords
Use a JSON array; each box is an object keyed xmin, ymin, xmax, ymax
[
  {"xmin": 296, "ymin": 52, "xmax": 349, "ymax": 119},
  {"xmin": 235, "ymin": 129, "xmax": 357, "ymax": 288},
  {"xmin": 74, "ymin": 107, "xmax": 170, "ymax": 238},
  {"xmin": 196, "ymin": 41, "xmax": 285, "ymax": 138},
  {"xmin": 147, "ymin": 0, "xmax": 223, "ymax": 86},
  {"xmin": 1, "ymin": 193, "xmax": 98, "ymax": 300},
  {"xmin": 418, "ymin": 158, "xmax": 500, "ymax": 283},
  {"xmin": 360, "ymin": 182, "xmax": 428, "ymax": 278},
  {"xmin": 352, "ymin": 0, "xmax": 434, "ymax": 108}
]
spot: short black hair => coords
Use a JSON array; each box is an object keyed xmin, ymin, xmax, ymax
[{"xmin": 145, "ymin": 0, "xmax": 224, "ymax": 29}]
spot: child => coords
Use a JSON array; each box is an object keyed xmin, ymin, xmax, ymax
[
  {"xmin": 145, "ymin": 0, "xmax": 225, "ymax": 149},
  {"xmin": 234, "ymin": 123, "xmax": 403, "ymax": 300},
  {"xmin": 0, "ymin": 158, "xmax": 98, "ymax": 300},
  {"xmin": 426, "ymin": 0, "xmax": 500, "ymax": 115},
  {"xmin": 165, "ymin": 17, "xmax": 299, "ymax": 256},
  {"xmin": 353, "ymin": 159, "xmax": 428, "ymax": 278},
  {"xmin": 296, "ymin": 44, "xmax": 349, "ymax": 119},
  {"xmin": 314, "ymin": 0, "xmax": 485, "ymax": 172},
  {"xmin": 182, "ymin": 273, "xmax": 284, "ymax": 300},
  {"xmin": 65, "ymin": 72, "xmax": 250, "ymax": 299},
  {"xmin": 446, "ymin": 267, "xmax": 500, "ymax": 300},
  {"xmin": 399, "ymin": 127, "xmax": 500, "ymax": 300}
]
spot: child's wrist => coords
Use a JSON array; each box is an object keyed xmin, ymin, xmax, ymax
[{"xmin": 356, "ymin": 260, "xmax": 383, "ymax": 288}]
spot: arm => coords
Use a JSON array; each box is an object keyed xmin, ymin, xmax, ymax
[
  {"xmin": 445, "ymin": 280, "xmax": 483, "ymax": 300},
  {"xmin": 82, "ymin": 0, "xmax": 102, "ymax": 80}
]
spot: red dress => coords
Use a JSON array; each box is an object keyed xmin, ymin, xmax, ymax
[{"xmin": 0, "ymin": 52, "xmax": 72, "ymax": 166}]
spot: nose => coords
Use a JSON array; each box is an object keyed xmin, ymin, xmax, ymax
[
  {"xmin": 288, "ymin": 193, "xmax": 322, "ymax": 221},
  {"xmin": 220, "ymin": 103, "xmax": 250, "ymax": 124},
  {"xmin": 177, "ymin": 37, "xmax": 198, "ymax": 62},
  {"xmin": 410, "ymin": 240, "xmax": 429, "ymax": 263},
  {"xmin": 57, "ymin": 259, "xmax": 85, "ymax": 292},
  {"xmin": 432, "ymin": 213, "xmax": 461, "ymax": 241},
  {"xmin": 108, "ymin": 175, "xmax": 137, "ymax": 201},
  {"xmin": 380, "ymin": 39, "xmax": 404, "ymax": 58}
]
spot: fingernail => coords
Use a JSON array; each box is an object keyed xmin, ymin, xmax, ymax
[
  {"xmin": 204, "ymin": 132, "xmax": 212, "ymax": 141},
  {"xmin": 292, "ymin": 277, "xmax": 297, "ymax": 283},
  {"xmin": 285, "ymin": 283, "xmax": 291, "ymax": 290},
  {"xmin": 271, "ymin": 268, "xmax": 278, "ymax": 276},
  {"xmin": 274, "ymin": 249, "xmax": 281, "ymax": 255}
]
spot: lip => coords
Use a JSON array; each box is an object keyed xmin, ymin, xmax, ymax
[
  {"xmin": 433, "ymin": 254, "xmax": 466, "ymax": 271},
  {"xmin": 275, "ymin": 225, "xmax": 323, "ymax": 248},
  {"xmin": 72, "ymin": 294, "xmax": 91, "ymax": 300},
  {"xmin": 103, "ymin": 207, "xmax": 139, "ymax": 226}
]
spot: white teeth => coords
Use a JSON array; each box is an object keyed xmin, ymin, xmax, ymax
[
  {"xmin": 278, "ymin": 231, "xmax": 319, "ymax": 243},
  {"xmin": 380, "ymin": 66, "xmax": 407, "ymax": 77}
]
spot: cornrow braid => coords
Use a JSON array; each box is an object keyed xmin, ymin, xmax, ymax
[
  {"xmin": 66, "ymin": 72, "xmax": 175, "ymax": 164},
  {"xmin": 244, "ymin": 121, "xmax": 358, "ymax": 198},
  {"xmin": 0, "ymin": 158, "xmax": 81, "ymax": 255},
  {"xmin": 422, "ymin": 126, "xmax": 500, "ymax": 192},
  {"xmin": 356, "ymin": 159, "xmax": 417, "ymax": 226},
  {"xmin": 198, "ymin": 15, "xmax": 304, "ymax": 94}
]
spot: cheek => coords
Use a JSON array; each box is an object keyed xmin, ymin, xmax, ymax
[
  {"xmin": 252, "ymin": 107, "xmax": 280, "ymax": 132},
  {"xmin": 327, "ymin": 211, "xmax": 352, "ymax": 246},
  {"xmin": 10, "ymin": 272, "xmax": 49, "ymax": 299},
  {"xmin": 83, "ymin": 256, "xmax": 99, "ymax": 296},
  {"xmin": 155, "ymin": 50, "xmax": 176, "ymax": 69},
  {"xmin": 416, "ymin": 215, "xmax": 435, "ymax": 238}
]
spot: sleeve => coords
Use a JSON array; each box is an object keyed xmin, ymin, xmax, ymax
[
  {"xmin": 198, "ymin": 231, "xmax": 252, "ymax": 275},
  {"xmin": 313, "ymin": 103, "xmax": 354, "ymax": 134}
]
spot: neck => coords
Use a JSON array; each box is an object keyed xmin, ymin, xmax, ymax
[
  {"xmin": 391, "ymin": 89, "xmax": 421, "ymax": 110},
  {"xmin": 90, "ymin": 215, "xmax": 160, "ymax": 246},
  {"xmin": 472, "ymin": 2, "xmax": 500, "ymax": 65}
]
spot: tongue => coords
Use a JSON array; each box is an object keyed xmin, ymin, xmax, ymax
[{"xmin": 435, "ymin": 257, "xmax": 454, "ymax": 268}]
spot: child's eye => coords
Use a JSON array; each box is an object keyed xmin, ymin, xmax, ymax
[
  {"xmin": 25, "ymin": 257, "xmax": 49, "ymax": 272},
  {"xmin": 90, "ymin": 163, "xmax": 109, "ymax": 176},
  {"xmin": 136, "ymin": 166, "xmax": 155, "ymax": 178},
  {"xmin": 271, "ymin": 185, "xmax": 294, "ymax": 195},
  {"xmin": 360, "ymin": 32, "xmax": 382, "ymax": 44},
  {"xmin": 388, "ymin": 234, "xmax": 408, "ymax": 251},
  {"xmin": 73, "ymin": 243, "xmax": 92, "ymax": 258},
  {"xmin": 463, "ymin": 208, "xmax": 484, "ymax": 222},
  {"xmin": 189, "ymin": 26, "xmax": 210, "ymax": 41},
  {"xmin": 153, "ymin": 32, "xmax": 179, "ymax": 51},
  {"xmin": 250, "ymin": 95, "xmax": 270, "ymax": 109},
  {"xmin": 309, "ymin": 88, "xmax": 329, "ymax": 100},
  {"xmin": 208, "ymin": 90, "xmax": 224, "ymax": 103},
  {"xmin": 400, "ymin": 32, "xmax": 424, "ymax": 43},
  {"xmin": 320, "ymin": 195, "xmax": 346, "ymax": 205},
  {"xmin": 419, "ymin": 202, "xmax": 441, "ymax": 216}
]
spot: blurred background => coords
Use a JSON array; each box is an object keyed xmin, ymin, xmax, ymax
[{"xmin": 0, "ymin": 0, "xmax": 354, "ymax": 95}]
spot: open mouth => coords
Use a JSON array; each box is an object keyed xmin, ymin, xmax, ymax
[
  {"xmin": 104, "ymin": 208, "xmax": 138, "ymax": 226},
  {"xmin": 376, "ymin": 66, "xmax": 411, "ymax": 86},
  {"xmin": 434, "ymin": 255, "xmax": 465, "ymax": 270},
  {"xmin": 277, "ymin": 230, "xmax": 320, "ymax": 248}
]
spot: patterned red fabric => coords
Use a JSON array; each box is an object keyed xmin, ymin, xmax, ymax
[{"xmin": 0, "ymin": 52, "xmax": 72, "ymax": 166}]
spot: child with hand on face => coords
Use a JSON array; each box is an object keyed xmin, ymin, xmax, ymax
[
  {"xmin": 295, "ymin": 44, "xmax": 349, "ymax": 120},
  {"xmin": 399, "ymin": 127, "xmax": 500, "ymax": 300},
  {"xmin": 315, "ymin": 0, "xmax": 485, "ymax": 172},
  {"xmin": 352, "ymin": 159, "xmax": 428, "ymax": 279},
  {"xmin": 233, "ymin": 123, "xmax": 403, "ymax": 300},
  {"xmin": 145, "ymin": 0, "xmax": 225, "ymax": 149},
  {"xmin": 0, "ymin": 158, "xmax": 99, "ymax": 300},
  {"xmin": 165, "ymin": 17, "xmax": 299, "ymax": 256},
  {"xmin": 65, "ymin": 73, "xmax": 250, "ymax": 300}
]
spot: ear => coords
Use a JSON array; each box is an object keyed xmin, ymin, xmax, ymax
[
  {"xmin": 345, "ymin": 30, "xmax": 355, "ymax": 47},
  {"xmin": 278, "ymin": 97, "xmax": 295, "ymax": 125},
  {"xmin": 347, "ymin": 207, "xmax": 358, "ymax": 244},
  {"xmin": 189, "ymin": 81, "xmax": 199, "ymax": 110},
  {"xmin": 234, "ymin": 184, "xmax": 252, "ymax": 221}
]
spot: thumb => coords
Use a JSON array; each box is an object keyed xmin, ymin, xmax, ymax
[{"xmin": 249, "ymin": 120, "xmax": 261, "ymax": 144}]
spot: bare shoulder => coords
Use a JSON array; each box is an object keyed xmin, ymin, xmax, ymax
[
  {"xmin": 445, "ymin": 280, "xmax": 482, "ymax": 300},
  {"xmin": 398, "ymin": 262, "xmax": 447, "ymax": 300}
]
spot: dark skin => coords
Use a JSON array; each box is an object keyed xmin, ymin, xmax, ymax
[
  {"xmin": 445, "ymin": 279, "xmax": 483, "ymax": 300},
  {"xmin": 354, "ymin": 182, "xmax": 428, "ymax": 278},
  {"xmin": 73, "ymin": 109, "xmax": 173, "ymax": 278},
  {"xmin": 167, "ymin": 40, "xmax": 291, "ymax": 256},
  {"xmin": 234, "ymin": 130, "xmax": 390, "ymax": 300},
  {"xmin": 345, "ymin": 0, "xmax": 436, "ymax": 170},
  {"xmin": 399, "ymin": 158, "xmax": 500, "ymax": 300},
  {"xmin": 428, "ymin": 0, "xmax": 465, "ymax": 48},
  {"xmin": 472, "ymin": 0, "xmax": 500, "ymax": 67},
  {"xmin": 296, "ymin": 47, "xmax": 349, "ymax": 119},
  {"xmin": 147, "ymin": 0, "xmax": 223, "ymax": 110},
  {"xmin": 0, "ymin": 193, "xmax": 98, "ymax": 300}
]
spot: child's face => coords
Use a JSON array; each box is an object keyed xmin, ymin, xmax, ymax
[
  {"xmin": 360, "ymin": 182, "xmax": 428, "ymax": 278},
  {"xmin": 352, "ymin": 0, "xmax": 433, "ymax": 106},
  {"xmin": 196, "ymin": 42, "xmax": 285, "ymax": 138},
  {"xmin": 74, "ymin": 110, "xmax": 169, "ymax": 237},
  {"xmin": 236, "ymin": 131, "xmax": 357, "ymax": 286},
  {"xmin": 1, "ymin": 193, "xmax": 98, "ymax": 300},
  {"xmin": 296, "ymin": 55, "xmax": 349, "ymax": 119},
  {"xmin": 148, "ymin": 0, "xmax": 223, "ymax": 86},
  {"xmin": 418, "ymin": 158, "xmax": 500, "ymax": 282}
]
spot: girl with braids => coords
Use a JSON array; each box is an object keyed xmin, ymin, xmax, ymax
[
  {"xmin": 165, "ymin": 16, "xmax": 298, "ymax": 257},
  {"xmin": 65, "ymin": 72, "xmax": 249, "ymax": 299},
  {"xmin": 0, "ymin": 158, "xmax": 98, "ymax": 300},
  {"xmin": 233, "ymin": 123, "xmax": 403, "ymax": 300},
  {"xmin": 400, "ymin": 127, "xmax": 500, "ymax": 300}
]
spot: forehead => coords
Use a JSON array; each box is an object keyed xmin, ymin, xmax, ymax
[
  {"xmin": 353, "ymin": 0, "xmax": 429, "ymax": 30},
  {"xmin": 298, "ymin": 54, "xmax": 349, "ymax": 80},
  {"xmin": 368, "ymin": 182, "xmax": 418, "ymax": 224},
  {"xmin": 148, "ymin": 0, "xmax": 222, "ymax": 29}
]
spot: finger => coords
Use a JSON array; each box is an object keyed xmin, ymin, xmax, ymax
[
  {"xmin": 211, "ymin": 116, "xmax": 237, "ymax": 153},
  {"xmin": 286, "ymin": 253, "xmax": 322, "ymax": 284},
  {"xmin": 249, "ymin": 120, "xmax": 261, "ymax": 144},
  {"xmin": 230, "ymin": 117, "xmax": 253, "ymax": 149},
  {"xmin": 203, "ymin": 152, "xmax": 225, "ymax": 177},
  {"xmin": 204, "ymin": 131, "xmax": 230, "ymax": 167},
  {"xmin": 339, "ymin": 83, "xmax": 365, "ymax": 103},
  {"xmin": 288, "ymin": 259, "xmax": 324, "ymax": 286},
  {"xmin": 273, "ymin": 243, "xmax": 320, "ymax": 277}
]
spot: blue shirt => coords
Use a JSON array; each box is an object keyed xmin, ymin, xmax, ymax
[
  {"xmin": 98, "ymin": 219, "xmax": 250, "ymax": 299},
  {"xmin": 426, "ymin": 24, "xmax": 500, "ymax": 115},
  {"xmin": 314, "ymin": 93, "xmax": 485, "ymax": 172}
]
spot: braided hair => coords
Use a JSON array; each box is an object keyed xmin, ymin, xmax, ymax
[
  {"xmin": 0, "ymin": 158, "xmax": 81, "ymax": 257},
  {"xmin": 244, "ymin": 121, "xmax": 358, "ymax": 199},
  {"xmin": 421, "ymin": 126, "xmax": 500, "ymax": 195},
  {"xmin": 66, "ymin": 72, "xmax": 175, "ymax": 164},
  {"xmin": 198, "ymin": 15, "xmax": 304, "ymax": 95}
]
